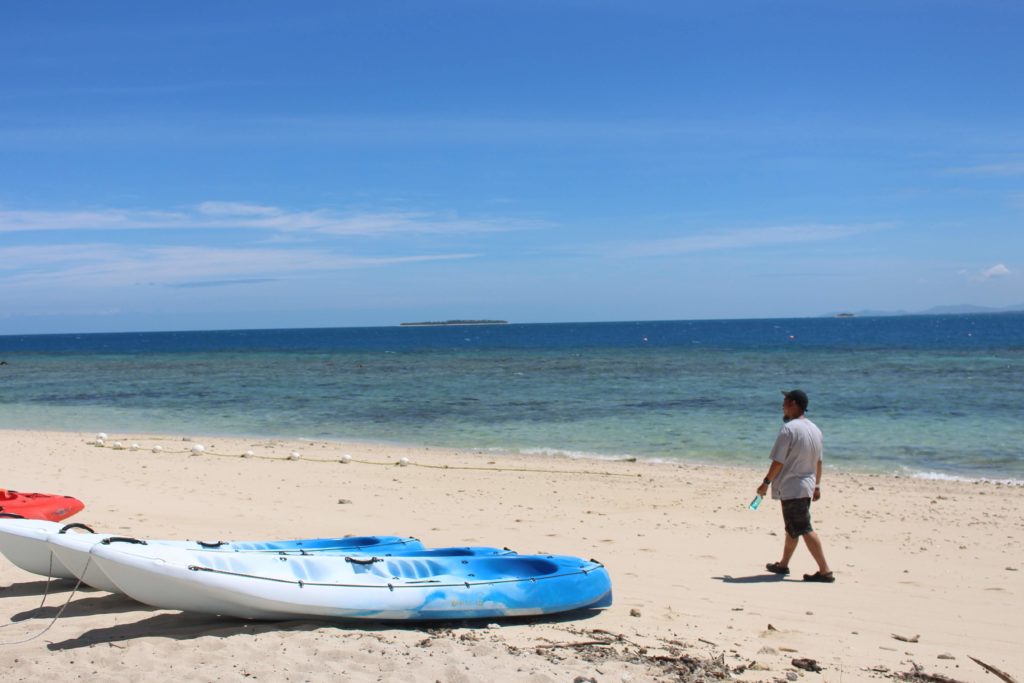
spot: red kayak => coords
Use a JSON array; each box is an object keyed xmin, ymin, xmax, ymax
[{"xmin": 0, "ymin": 489, "xmax": 84, "ymax": 522}]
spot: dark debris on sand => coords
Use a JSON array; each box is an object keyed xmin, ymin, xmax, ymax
[
  {"xmin": 891, "ymin": 662, "xmax": 971, "ymax": 683},
  {"xmin": 510, "ymin": 626, "xmax": 737, "ymax": 681}
]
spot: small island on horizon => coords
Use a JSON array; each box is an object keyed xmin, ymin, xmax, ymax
[{"xmin": 399, "ymin": 319, "xmax": 509, "ymax": 327}]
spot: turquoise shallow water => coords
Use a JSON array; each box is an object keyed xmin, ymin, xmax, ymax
[{"xmin": 1, "ymin": 315, "xmax": 1022, "ymax": 479}]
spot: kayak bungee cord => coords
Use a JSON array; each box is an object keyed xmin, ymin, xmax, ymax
[
  {"xmin": 185, "ymin": 559, "xmax": 605, "ymax": 589},
  {"xmin": 85, "ymin": 439, "xmax": 639, "ymax": 478}
]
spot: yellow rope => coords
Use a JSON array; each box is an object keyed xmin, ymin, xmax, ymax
[{"xmin": 88, "ymin": 440, "xmax": 639, "ymax": 477}]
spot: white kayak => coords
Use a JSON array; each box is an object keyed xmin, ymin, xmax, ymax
[
  {"xmin": 53, "ymin": 535, "xmax": 510, "ymax": 594},
  {"xmin": 0, "ymin": 519, "xmax": 83, "ymax": 579},
  {"xmin": 47, "ymin": 531, "xmax": 120, "ymax": 591},
  {"xmin": 0, "ymin": 518, "xmax": 422, "ymax": 590},
  {"xmin": 90, "ymin": 540, "xmax": 613, "ymax": 621},
  {"xmin": 47, "ymin": 532, "xmax": 426, "ymax": 593}
]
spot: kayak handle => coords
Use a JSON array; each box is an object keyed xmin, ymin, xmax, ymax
[
  {"xmin": 0, "ymin": 511, "xmax": 25, "ymax": 519},
  {"xmin": 345, "ymin": 556, "xmax": 382, "ymax": 565},
  {"xmin": 196, "ymin": 540, "xmax": 227, "ymax": 548},
  {"xmin": 101, "ymin": 536, "xmax": 148, "ymax": 545},
  {"xmin": 58, "ymin": 522, "xmax": 96, "ymax": 534}
]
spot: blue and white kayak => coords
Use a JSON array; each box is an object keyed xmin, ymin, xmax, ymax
[
  {"xmin": 53, "ymin": 532, "xmax": 425, "ymax": 594},
  {"xmin": 0, "ymin": 518, "xmax": 421, "ymax": 588},
  {"xmin": 52, "ymin": 534, "xmax": 503, "ymax": 594},
  {"xmin": 89, "ymin": 541, "xmax": 613, "ymax": 621}
]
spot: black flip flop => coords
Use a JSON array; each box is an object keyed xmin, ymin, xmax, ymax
[
  {"xmin": 802, "ymin": 571, "xmax": 835, "ymax": 583},
  {"xmin": 765, "ymin": 562, "xmax": 790, "ymax": 575}
]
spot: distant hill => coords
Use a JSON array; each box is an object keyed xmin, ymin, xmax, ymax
[
  {"xmin": 399, "ymin": 320, "xmax": 509, "ymax": 326},
  {"xmin": 918, "ymin": 303, "xmax": 1024, "ymax": 315},
  {"xmin": 826, "ymin": 304, "xmax": 1024, "ymax": 317}
]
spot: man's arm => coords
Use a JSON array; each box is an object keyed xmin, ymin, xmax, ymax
[
  {"xmin": 813, "ymin": 459, "xmax": 822, "ymax": 501},
  {"xmin": 759, "ymin": 427, "xmax": 791, "ymax": 497},
  {"xmin": 756, "ymin": 460, "xmax": 783, "ymax": 497}
]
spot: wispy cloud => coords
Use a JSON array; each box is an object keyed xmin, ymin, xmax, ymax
[
  {"xmin": 980, "ymin": 263, "xmax": 1011, "ymax": 280},
  {"xmin": 0, "ymin": 115, "xmax": 724, "ymax": 149},
  {"xmin": 4, "ymin": 113, "xmax": 909, "ymax": 153},
  {"xmin": 0, "ymin": 244, "xmax": 477, "ymax": 289},
  {"xmin": 196, "ymin": 201, "xmax": 283, "ymax": 217},
  {"xmin": 0, "ymin": 202, "xmax": 543, "ymax": 236},
  {"xmin": 607, "ymin": 223, "xmax": 885, "ymax": 258},
  {"xmin": 945, "ymin": 161, "xmax": 1024, "ymax": 176},
  {"xmin": 165, "ymin": 278, "xmax": 280, "ymax": 289},
  {"xmin": 0, "ymin": 244, "xmax": 116, "ymax": 272},
  {"xmin": 960, "ymin": 263, "xmax": 1013, "ymax": 282},
  {"xmin": 0, "ymin": 209, "xmax": 187, "ymax": 233}
]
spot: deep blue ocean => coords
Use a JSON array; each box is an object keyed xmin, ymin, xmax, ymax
[{"xmin": 1, "ymin": 315, "xmax": 1022, "ymax": 480}]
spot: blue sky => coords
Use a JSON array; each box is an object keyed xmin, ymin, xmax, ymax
[{"xmin": 1, "ymin": 1, "xmax": 1022, "ymax": 333}]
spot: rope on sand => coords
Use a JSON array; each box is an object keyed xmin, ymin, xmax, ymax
[
  {"xmin": 0, "ymin": 556, "xmax": 89, "ymax": 645},
  {"xmin": 86, "ymin": 438, "xmax": 640, "ymax": 477},
  {"xmin": 0, "ymin": 552, "xmax": 59, "ymax": 631}
]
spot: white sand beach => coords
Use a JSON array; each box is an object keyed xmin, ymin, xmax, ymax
[{"xmin": 0, "ymin": 429, "xmax": 1020, "ymax": 682}]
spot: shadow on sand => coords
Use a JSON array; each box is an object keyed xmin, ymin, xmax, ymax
[
  {"xmin": 42, "ymin": 604, "xmax": 606, "ymax": 651},
  {"xmin": 713, "ymin": 574, "xmax": 788, "ymax": 584},
  {"xmin": 0, "ymin": 578, "xmax": 80, "ymax": 599},
  {"xmin": 12, "ymin": 591, "xmax": 145, "ymax": 622}
]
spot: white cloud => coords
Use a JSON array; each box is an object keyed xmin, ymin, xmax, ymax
[
  {"xmin": 610, "ymin": 223, "xmax": 885, "ymax": 258},
  {"xmin": 946, "ymin": 161, "xmax": 1024, "ymax": 176},
  {"xmin": 980, "ymin": 263, "xmax": 1010, "ymax": 280},
  {"xmin": 0, "ymin": 244, "xmax": 116, "ymax": 271},
  {"xmin": 0, "ymin": 244, "xmax": 477, "ymax": 289},
  {"xmin": 0, "ymin": 208, "xmax": 189, "ymax": 232},
  {"xmin": 0, "ymin": 202, "xmax": 542, "ymax": 236},
  {"xmin": 196, "ymin": 201, "xmax": 282, "ymax": 217}
]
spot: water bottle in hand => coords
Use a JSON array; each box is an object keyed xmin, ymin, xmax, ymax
[{"xmin": 749, "ymin": 494, "xmax": 762, "ymax": 510}]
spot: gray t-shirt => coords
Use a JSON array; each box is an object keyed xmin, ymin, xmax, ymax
[{"xmin": 769, "ymin": 416, "xmax": 823, "ymax": 500}]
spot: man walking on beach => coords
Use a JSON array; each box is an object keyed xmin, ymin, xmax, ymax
[{"xmin": 757, "ymin": 389, "xmax": 834, "ymax": 582}]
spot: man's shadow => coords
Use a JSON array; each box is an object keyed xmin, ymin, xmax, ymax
[{"xmin": 713, "ymin": 574, "xmax": 788, "ymax": 584}]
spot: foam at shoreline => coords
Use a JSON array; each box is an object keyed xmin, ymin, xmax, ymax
[{"xmin": 28, "ymin": 426, "xmax": 1024, "ymax": 485}]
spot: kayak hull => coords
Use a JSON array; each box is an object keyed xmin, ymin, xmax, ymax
[
  {"xmin": 91, "ymin": 543, "xmax": 612, "ymax": 621},
  {"xmin": 0, "ymin": 519, "xmax": 77, "ymax": 579}
]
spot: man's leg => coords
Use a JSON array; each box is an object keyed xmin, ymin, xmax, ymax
[
  {"xmin": 777, "ymin": 499, "xmax": 803, "ymax": 568},
  {"xmin": 802, "ymin": 531, "xmax": 831, "ymax": 574},
  {"xmin": 778, "ymin": 532, "xmax": 799, "ymax": 568}
]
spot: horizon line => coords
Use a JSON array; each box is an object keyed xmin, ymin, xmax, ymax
[{"xmin": 3, "ymin": 307, "xmax": 1024, "ymax": 339}]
